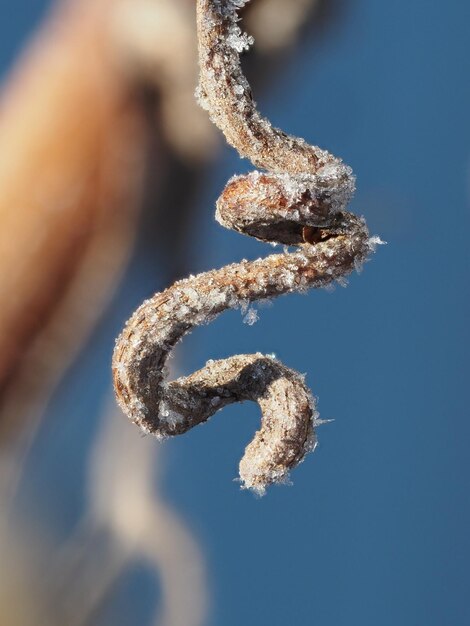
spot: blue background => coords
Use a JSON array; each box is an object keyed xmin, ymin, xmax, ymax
[{"xmin": 2, "ymin": 1, "xmax": 469, "ymax": 624}]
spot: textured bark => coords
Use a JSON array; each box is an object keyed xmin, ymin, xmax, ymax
[{"xmin": 113, "ymin": 0, "xmax": 380, "ymax": 494}]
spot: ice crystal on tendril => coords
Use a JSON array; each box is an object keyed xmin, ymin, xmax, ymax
[{"xmin": 113, "ymin": 0, "xmax": 381, "ymax": 494}]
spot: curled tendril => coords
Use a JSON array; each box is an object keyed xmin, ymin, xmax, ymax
[{"xmin": 112, "ymin": 0, "xmax": 379, "ymax": 495}]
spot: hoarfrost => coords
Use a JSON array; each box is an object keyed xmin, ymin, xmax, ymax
[
  {"xmin": 239, "ymin": 299, "xmax": 249, "ymax": 315},
  {"xmin": 368, "ymin": 235, "xmax": 387, "ymax": 251},
  {"xmin": 243, "ymin": 307, "xmax": 259, "ymax": 325},
  {"xmin": 226, "ymin": 26, "xmax": 254, "ymax": 53}
]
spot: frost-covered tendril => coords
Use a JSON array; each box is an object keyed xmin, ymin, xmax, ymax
[{"xmin": 112, "ymin": 0, "xmax": 379, "ymax": 495}]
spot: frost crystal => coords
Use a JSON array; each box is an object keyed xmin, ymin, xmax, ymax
[
  {"xmin": 368, "ymin": 235, "xmax": 387, "ymax": 251},
  {"xmin": 227, "ymin": 26, "xmax": 254, "ymax": 52},
  {"xmin": 243, "ymin": 307, "xmax": 259, "ymax": 325}
]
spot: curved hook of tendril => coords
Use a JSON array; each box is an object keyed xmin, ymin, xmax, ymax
[{"xmin": 112, "ymin": 0, "xmax": 377, "ymax": 495}]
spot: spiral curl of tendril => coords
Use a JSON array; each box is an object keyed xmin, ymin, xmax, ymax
[{"xmin": 112, "ymin": 0, "xmax": 381, "ymax": 495}]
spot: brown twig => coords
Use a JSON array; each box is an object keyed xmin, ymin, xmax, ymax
[
  {"xmin": 113, "ymin": 0, "xmax": 380, "ymax": 494},
  {"xmin": 0, "ymin": 0, "xmax": 147, "ymax": 417}
]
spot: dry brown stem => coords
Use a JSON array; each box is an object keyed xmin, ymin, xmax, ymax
[{"xmin": 113, "ymin": 0, "xmax": 380, "ymax": 494}]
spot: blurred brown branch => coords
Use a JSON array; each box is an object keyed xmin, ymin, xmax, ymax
[{"xmin": 0, "ymin": 0, "xmax": 147, "ymax": 435}]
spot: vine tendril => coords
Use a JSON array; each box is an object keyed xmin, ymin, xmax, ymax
[{"xmin": 112, "ymin": 0, "xmax": 380, "ymax": 495}]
